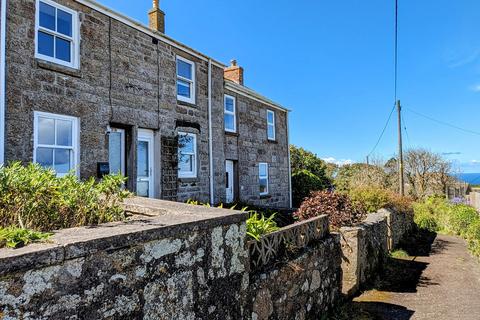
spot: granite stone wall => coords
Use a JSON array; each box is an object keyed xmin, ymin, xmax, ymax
[
  {"xmin": 0, "ymin": 199, "xmax": 341, "ymax": 320},
  {"xmin": 247, "ymin": 235, "xmax": 342, "ymax": 320},
  {"xmin": 0, "ymin": 198, "xmax": 250, "ymax": 319},
  {"xmin": 340, "ymin": 208, "xmax": 414, "ymax": 297}
]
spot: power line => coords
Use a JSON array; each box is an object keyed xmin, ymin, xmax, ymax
[
  {"xmin": 402, "ymin": 112, "xmax": 411, "ymax": 149},
  {"xmin": 405, "ymin": 106, "xmax": 480, "ymax": 136},
  {"xmin": 367, "ymin": 104, "xmax": 396, "ymax": 157}
]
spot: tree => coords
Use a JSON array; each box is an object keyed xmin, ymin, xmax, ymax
[
  {"xmin": 290, "ymin": 145, "xmax": 330, "ymax": 179},
  {"xmin": 335, "ymin": 163, "xmax": 388, "ymax": 192},
  {"xmin": 290, "ymin": 145, "xmax": 331, "ymax": 207},
  {"xmin": 402, "ymin": 148, "xmax": 453, "ymax": 199}
]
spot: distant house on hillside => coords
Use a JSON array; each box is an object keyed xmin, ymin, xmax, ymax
[{"xmin": 0, "ymin": 0, "xmax": 292, "ymax": 208}]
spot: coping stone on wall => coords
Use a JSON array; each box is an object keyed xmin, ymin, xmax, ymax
[{"xmin": 0, "ymin": 197, "xmax": 247, "ymax": 277}]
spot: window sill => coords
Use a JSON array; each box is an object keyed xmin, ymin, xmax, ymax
[
  {"xmin": 177, "ymin": 99, "xmax": 197, "ymax": 108},
  {"xmin": 267, "ymin": 139, "xmax": 278, "ymax": 144},
  {"xmin": 36, "ymin": 59, "xmax": 82, "ymax": 78},
  {"xmin": 178, "ymin": 177, "xmax": 198, "ymax": 183},
  {"xmin": 225, "ymin": 131, "xmax": 239, "ymax": 137},
  {"xmin": 260, "ymin": 194, "xmax": 272, "ymax": 199}
]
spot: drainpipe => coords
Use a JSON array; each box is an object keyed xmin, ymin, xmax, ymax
[
  {"xmin": 0, "ymin": 0, "xmax": 6, "ymax": 165},
  {"xmin": 287, "ymin": 111, "xmax": 292, "ymax": 208},
  {"xmin": 208, "ymin": 59, "xmax": 214, "ymax": 205}
]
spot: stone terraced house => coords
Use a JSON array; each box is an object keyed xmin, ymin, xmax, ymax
[{"xmin": 0, "ymin": 0, "xmax": 292, "ymax": 208}]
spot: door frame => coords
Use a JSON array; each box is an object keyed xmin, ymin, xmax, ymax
[
  {"xmin": 225, "ymin": 160, "xmax": 235, "ymax": 203},
  {"xmin": 137, "ymin": 129, "xmax": 154, "ymax": 198}
]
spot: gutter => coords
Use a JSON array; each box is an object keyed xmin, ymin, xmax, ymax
[
  {"xmin": 208, "ymin": 59, "xmax": 214, "ymax": 205},
  {"xmin": 0, "ymin": 0, "xmax": 6, "ymax": 165}
]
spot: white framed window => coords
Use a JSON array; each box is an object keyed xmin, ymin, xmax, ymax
[
  {"xmin": 259, "ymin": 163, "xmax": 269, "ymax": 196},
  {"xmin": 224, "ymin": 95, "xmax": 236, "ymax": 133},
  {"xmin": 35, "ymin": 0, "xmax": 80, "ymax": 69},
  {"xmin": 108, "ymin": 127, "xmax": 125, "ymax": 176},
  {"xmin": 178, "ymin": 132, "xmax": 197, "ymax": 178},
  {"xmin": 267, "ymin": 110, "xmax": 276, "ymax": 141},
  {"xmin": 33, "ymin": 111, "xmax": 79, "ymax": 177},
  {"xmin": 176, "ymin": 56, "xmax": 196, "ymax": 104}
]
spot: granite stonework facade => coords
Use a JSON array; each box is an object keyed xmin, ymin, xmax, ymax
[
  {"xmin": 0, "ymin": 0, "xmax": 291, "ymax": 207},
  {"xmin": 221, "ymin": 83, "xmax": 290, "ymax": 208}
]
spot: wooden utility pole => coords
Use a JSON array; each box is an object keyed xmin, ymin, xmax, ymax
[{"xmin": 397, "ymin": 100, "xmax": 405, "ymax": 196}]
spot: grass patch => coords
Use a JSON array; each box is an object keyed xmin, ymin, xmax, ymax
[
  {"xmin": 323, "ymin": 302, "xmax": 378, "ymax": 320},
  {"xmin": 0, "ymin": 227, "xmax": 52, "ymax": 249},
  {"xmin": 390, "ymin": 249, "xmax": 409, "ymax": 259}
]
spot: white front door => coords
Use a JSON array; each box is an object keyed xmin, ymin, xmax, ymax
[
  {"xmin": 137, "ymin": 129, "xmax": 154, "ymax": 198},
  {"xmin": 226, "ymin": 160, "xmax": 234, "ymax": 203}
]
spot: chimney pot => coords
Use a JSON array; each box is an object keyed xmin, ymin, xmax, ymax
[{"xmin": 224, "ymin": 59, "xmax": 244, "ymax": 85}]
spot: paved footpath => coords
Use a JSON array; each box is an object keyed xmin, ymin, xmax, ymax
[{"xmin": 353, "ymin": 234, "xmax": 480, "ymax": 320}]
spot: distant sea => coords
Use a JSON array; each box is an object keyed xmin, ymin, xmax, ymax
[{"xmin": 455, "ymin": 173, "xmax": 480, "ymax": 185}]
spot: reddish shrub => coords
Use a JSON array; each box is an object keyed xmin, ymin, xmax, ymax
[{"xmin": 294, "ymin": 191, "xmax": 366, "ymax": 230}]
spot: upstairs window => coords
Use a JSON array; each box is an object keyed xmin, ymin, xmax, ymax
[
  {"xmin": 178, "ymin": 132, "xmax": 197, "ymax": 178},
  {"xmin": 176, "ymin": 56, "xmax": 196, "ymax": 104},
  {"xmin": 259, "ymin": 163, "xmax": 269, "ymax": 196},
  {"xmin": 34, "ymin": 111, "xmax": 79, "ymax": 177},
  {"xmin": 267, "ymin": 110, "xmax": 276, "ymax": 140},
  {"xmin": 35, "ymin": 0, "xmax": 79, "ymax": 69},
  {"xmin": 224, "ymin": 95, "xmax": 236, "ymax": 133}
]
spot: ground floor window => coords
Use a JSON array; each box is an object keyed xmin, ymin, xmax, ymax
[
  {"xmin": 33, "ymin": 111, "xmax": 79, "ymax": 176},
  {"xmin": 259, "ymin": 162, "xmax": 269, "ymax": 195},
  {"xmin": 108, "ymin": 127, "xmax": 125, "ymax": 176}
]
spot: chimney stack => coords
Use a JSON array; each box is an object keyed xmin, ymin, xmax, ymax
[
  {"xmin": 149, "ymin": 0, "xmax": 165, "ymax": 33},
  {"xmin": 224, "ymin": 59, "xmax": 244, "ymax": 85}
]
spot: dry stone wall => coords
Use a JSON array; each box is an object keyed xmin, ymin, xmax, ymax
[{"xmin": 340, "ymin": 208, "xmax": 414, "ymax": 297}]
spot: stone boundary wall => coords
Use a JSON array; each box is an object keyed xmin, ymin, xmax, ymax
[
  {"xmin": 340, "ymin": 208, "xmax": 414, "ymax": 297},
  {"xmin": 0, "ymin": 198, "xmax": 342, "ymax": 320},
  {"xmin": 0, "ymin": 198, "xmax": 250, "ymax": 319},
  {"xmin": 247, "ymin": 234, "xmax": 342, "ymax": 320},
  {"xmin": 0, "ymin": 198, "xmax": 413, "ymax": 319}
]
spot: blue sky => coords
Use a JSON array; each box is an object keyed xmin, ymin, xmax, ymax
[{"xmin": 99, "ymin": 0, "xmax": 480, "ymax": 173}]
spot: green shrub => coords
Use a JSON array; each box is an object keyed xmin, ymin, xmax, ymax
[
  {"xmin": 348, "ymin": 186, "xmax": 413, "ymax": 213},
  {"xmin": 443, "ymin": 204, "xmax": 479, "ymax": 237},
  {"xmin": 0, "ymin": 227, "xmax": 51, "ymax": 249},
  {"xmin": 413, "ymin": 209, "xmax": 438, "ymax": 232},
  {"xmin": 0, "ymin": 162, "xmax": 130, "ymax": 231},
  {"xmin": 186, "ymin": 199, "xmax": 280, "ymax": 241},
  {"xmin": 466, "ymin": 220, "xmax": 480, "ymax": 258},
  {"xmin": 348, "ymin": 187, "xmax": 390, "ymax": 213},
  {"xmin": 294, "ymin": 191, "xmax": 366, "ymax": 230},
  {"xmin": 413, "ymin": 197, "xmax": 480, "ymax": 258},
  {"xmin": 292, "ymin": 169, "xmax": 328, "ymax": 207},
  {"xmin": 246, "ymin": 212, "xmax": 280, "ymax": 241}
]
